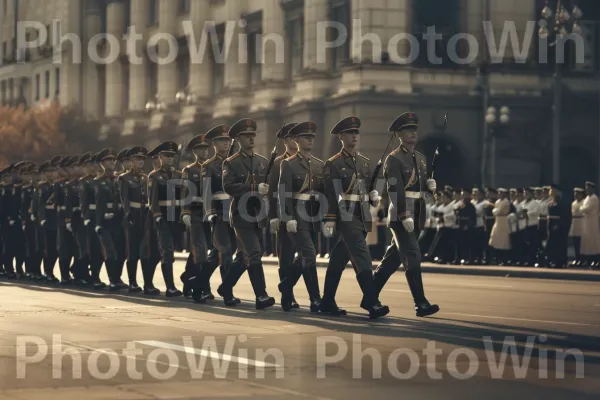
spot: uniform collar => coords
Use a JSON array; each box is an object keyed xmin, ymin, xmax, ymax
[
  {"xmin": 341, "ymin": 148, "xmax": 356, "ymax": 158},
  {"xmin": 296, "ymin": 151, "xmax": 310, "ymax": 160},
  {"xmin": 240, "ymin": 150, "xmax": 254, "ymax": 158}
]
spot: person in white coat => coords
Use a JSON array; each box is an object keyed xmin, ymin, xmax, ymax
[
  {"xmin": 569, "ymin": 187, "xmax": 585, "ymax": 266},
  {"xmin": 580, "ymin": 181, "xmax": 600, "ymax": 267},
  {"xmin": 489, "ymin": 188, "xmax": 511, "ymax": 265}
]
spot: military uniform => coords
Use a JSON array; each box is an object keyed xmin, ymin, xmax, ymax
[
  {"xmin": 19, "ymin": 163, "xmax": 42, "ymax": 280},
  {"xmin": 372, "ymin": 112, "xmax": 439, "ymax": 317},
  {"xmin": 201, "ymin": 125, "xmax": 244, "ymax": 306},
  {"xmin": 54, "ymin": 156, "xmax": 78, "ymax": 283},
  {"xmin": 38, "ymin": 156, "xmax": 61, "ymax": 282},
  {"xmin": 29, "ymin": 163, "xmax": 46, "ymax": 280},
  {"xmin": 140, "ymin": 146, "xmax": 162, "ymax": 295},
  {"xmin": 6, "ymin": 164, "xmax": 26, "ymax": 278},
  {"xmin": 119, "ymin": 147, "xmax": 150, "ymax": 292},
  {"xmin": 277, "ymin": 121, "xmax": 323, "ymax": 311},
  {"xmin": 148, "ymin": 141, "xmax": 183, "ymax": 297},
  {"xmin": 220, "ymin": 118, "xmax": 275, "ymax": 309},
  {"xmin": 180, "ymin": 133, "xmax": 217, "ymax": 301},
  {"xmin": 321, "ymin": 116, "xmax": 389, "ymax": 319},
  {"xmin": 546, "ymin": 184, "xmax": 570, "ymax": 268},
  {"xmin": 268, "ymin": 122, "xmax": 301, "ymax": 309}
]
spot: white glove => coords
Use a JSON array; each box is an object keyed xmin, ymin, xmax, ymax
[
  {"xmin": 84, "ymin": 219, "xmax": 90, "ymax": 226},
  {"xmin": 270, "ymin": 218, "xmax": 280, "ymax": 232},
  {"xmin": 155, "ymin": 216, "xmax": 162, "ymax": 224},
  {"xmin": 182, "ymin": 214, "xmax": 192, "ymax": 227},
  {"xmin": 41, "ymin": 220, "xmax": 46, "ymax": 226},
  {"xmin": 427, "ymin": 179, "xmax": 436, "ymax": 192},
  {"xmin": 323, "ymin": 221, "xmax": 335, "ymax": 238},
  {"xmin": 22, "ymin": 225, "xmax": 25, "ymax": 231},
  {"xmin": 207, "ymin": 214, "xmax": 216, "ymax": 224},
  {"xmin": 9, "ymin": 220, "xmax": 14, "ymax": 226},
  {"xmin": 104, "ymin": 213, "xmax": 114, "ymax": 220},
  {"xmin": 30, "ymin": 214, "xmax": 35, "ymax": 222},
  {"xmin": 402, "ymin": 217, "xmax": 414, "ymax": 233},
  {"xmin": 369, "ymin": 190, "xmax": 380, "ymax": 207},
  {"xmin": 66, "ymin": 222, "xmax": 72, "ymax": 232},
  {"xmin": 286, "ymin": 220, "xmax": 297, "ymax": 233},
  {"xmin": 95, "ymin": 226, "xmax": 102, "ymax": 233},
  {"xmin": 258, "ymin": 183, "xmax": 269, "ymax": 195}
]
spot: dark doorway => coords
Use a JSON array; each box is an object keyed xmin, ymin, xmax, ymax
[{"xmin": 417, "ymin": 136, "xmax": 466, "ymax": 188}]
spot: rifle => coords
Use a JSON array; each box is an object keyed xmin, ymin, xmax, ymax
[
  {"xmin": 369, "ymin": 133, "xmax": 397, "ymax": 192},
  {"xmin": 264, "ymin": 124, "xmax": 286, "ymax": 183},
  {"xmin": 430, "ymin": 113, "xmax": 448, "ymax": 180}
]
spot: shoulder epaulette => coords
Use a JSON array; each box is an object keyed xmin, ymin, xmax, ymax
[
  {"xmin": 275, "ymin": 154, "xmax": 287, "ymax": 162},
  {"xmin": 226, "ymin": 153, "xmax": 241, "ymax": 163},
  {"xmin": 204, "ymin": 155, "xmax": 218, "ymax": 165},
  {"xmin": 255, "ymin": 153, "xmax": 268, "ymax": 161},
  {"xmin": 312, "ymin": 156, "xmax": 324, "ymax": 164},
  {"xmin": 287, "ymin": 154, "xmax": 298, "ymax": 161},
  {"xmin": 327, "ymin": 152, "xmax": 343, "ymax": 162},
  {"xmin": 415, "ymin": 150, "xmax": 425, "ymax": 158},
  {"xmin": 357, "ymin": 153, "xmax": 369, "ymax": 161}
]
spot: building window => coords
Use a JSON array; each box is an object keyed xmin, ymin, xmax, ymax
[
  {"xmin": 331, "ymin": 1, "xmax": 350, "ymax": 71},
  {"xmin": 35, "ymin": 74, "xmax": 40, "ymax": 101},
  {"xmin": 178, "ymin": 0, "xmax": 190, "ymax": 14},
  {"xmin": 177, "ymin": 37, "xmax": 190, "ymax": 90},
  {"xmin": 148, "ymin": 0, "xmax": 158, "ymax": 26},
  {"xmin": 45, "ymin": 70, "xmax": 50, "ymax": 98},
  {"xmin": 2, "ymin": 0, "xmax": 6, "ymax": 17},
  {"xmin": 55, "ymin": 67, "xmax": 60, "ymax": 96},
  {"xmin": 412, "ymin": 0, "xmax": 460, "ymax": 67},
  {"xmin": 247, "ymin": 30, "xmax": 262, "ymax": 87},
  {"xmin": 124, "ymin": 0, "xmax": 131, "ymax": 32},
  {"xmin": 123, "ymin": 61, "xmax": 129, "ymax": 110},
  {"xmin": 1, "ymin": 81, "xmax": 5, "ymax": 104},
  {"xmin": 148, "ymin": 61, "xmax": 157, "ymax": 99},
  {"xmin": 211, "ymin": 24, "xmax": 225, "ymax": 96},
  {"xmin": 1, "ymin": 42, "xmax": 5, "ymax": 63},
  {"xmin": 288, "ymin": 16, "xmax": 304, "ymax": 77}
]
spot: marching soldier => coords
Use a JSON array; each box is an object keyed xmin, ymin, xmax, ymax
[
  {"xmin": 30, "ymin": 162, "xmax": 47, "ymax": 280},
  {"xmin": 80, "ymin": 152, "xmax": 106, "ymax": 289},
  {"xmin": 54, "ymin": 156, "xmax": 78, "ymax": 284},
  {"xmin": 569, "ymin": 187, "xmax": 585, "ymax": 266},
  {"xmin": 19, "ymin": 162, "xmax": 40, "ymax": 279},
  {"xmin": 94, "ymin": 148, "xmax": 127, "ymax": 291},
  {"xmin": 277, "ymin": 121, "xmax": 323, "ymax": 311},
  {"xmin": 202, "ymin": 125, "xmax": 243, "ymax": 306},
  {"xmin": 65, "ymin": 155, "xmax": 90, "ymax": 284},
  {"xmin": 148, "ymin": 141, "xmax": 184, "ymax": 297},
  {"xmin": 38, "ymin": 156, "xmax": 61, "ymax": 282},
  {"xmin": 580, "ymin": 181, "xmax": 600, "ymax": 267},
  {"xmin": 268, "ymin": 123, "xmax": 302, "ymax": 309},
  {"xmin": 140, "ymin": 146, "xmax": 162, "ymax": 295},
  {"xmin": 180, "ymin": 134, "xmax": 217, "ymax": 301},
  {"xmin": 119, "ymin": 146, "xmax": 150, "ymax": 292},
  {"xmin": 8, "ymin": 162, "xmax": 26, "ymax": 278},
  {"xmin": 320, "ymin": 116, "xmax": 389, "ymax": 319},
  {"xmin": 220, "ymin": 118, "xmax": 275, "ymax": 309},
  {"xmin": 113, "ymin": 149, "xmax": 131, "ymax": 287},
  {"xmin": 370, "ymin": 112, "xmax": 438, "ymax": 317},
  {"xmin": 546, "ymin": 184, "xmax": 570, "ymax": 268}
]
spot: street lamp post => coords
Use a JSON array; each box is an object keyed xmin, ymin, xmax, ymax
[
  {"xmin": 485, "ymin": 105, "xmax": 510, "ymax": 187},
  {"xmin": 538, "ymin": 0, "xmax": 583, "ymax": 184}
]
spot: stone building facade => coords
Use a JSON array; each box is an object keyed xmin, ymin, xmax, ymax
[{"xmin": 1, "ymin": 0, "xmax": 599, "ymax": 189}]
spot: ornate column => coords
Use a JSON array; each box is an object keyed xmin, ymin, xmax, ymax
[
  {"xmin": 105, "ymin": 0, "xmax": 126, "ymax": 117},
  {"xmin": 157, "ymin": 0, "xmax": 178, "ymax": 105},
  {"xmin": 128, "ymin": 0, "xmax": 149, "ymax": 112},
  {"xmin": 188, "ymin": 0, "xmax": 212, "ymax": 105},
  {"xmin": 82, "ymin": 0, "xmax": 101, "ymax": 118}
]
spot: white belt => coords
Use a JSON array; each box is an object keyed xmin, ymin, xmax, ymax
[
  {"xmin": 547, "ymin": 215, "xmax": 560, "ymax": 220},
  {"xmin": 405, "ymin": 191, "xmax": 420, "ymax": 199},
  {"xmin": 213, "ymin": 193, "xmax": 230, "ymax": 200},
  {"xmin": 130, "ymin": 202, "xmax": 142, "ymax": 209},
  {"xmin": 192, "ymin": 196, "xmax": 203, "ymax": 203},
  {"xmin": 293, "ymin": 193, "xmax": 317, "ymax": 201},
  {"xmin": 45, "ymin": 205, "xmax": 54, "ymax": 210},
  {"xmin": 339, "ymin": 194, "xmax": 368, "ymax": 202},
  {"xmin": 159, "ymin": 200, "xmax": 181, "ymax": 206},
  {"xmin": 89, "ymin": 204, "xmax": 96, "ymax": 210},
  {"xmin": 59, "ymin": 206, "xmax": 66, "ymax": 210},
  {"xmin": 106, "ymin": 203, "xmax": 114, "ymax": 208},
  {"xmin": 73, "ymin": 207, "xmax": 80, "ymax": 211}
]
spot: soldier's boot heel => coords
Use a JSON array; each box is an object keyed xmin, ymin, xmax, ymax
[
  {"xmin": 249, "ymin": 263, "xmax": 275, "ymax": 310},
  {"xmin": 161, "ymin": 262, "xmax": 182, "ymax": 297},
  {"xmin": 278, "ymin": 268, "xmax": 302, "ymax": 311},
  {"xmin": 58, "ymin": 259, "xmax": 72, "ymax": 284},
  {"xmin": 407, "ymin": 269, "xmax": 439, "ymax": 317},
  {"xmin": 303, "ymin": 265, "xmax": 321, "ymax": 312},
  {"xmin": 356, "ymin": 271, "xmax": 389, "ymax": 319},
  {"xmin": 201, "ymin": 257, "xmax": 219, "ymax": 300}
]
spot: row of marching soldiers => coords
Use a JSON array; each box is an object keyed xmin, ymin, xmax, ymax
[
  {"xmin": 0, "ymin": 112, "xmax": 441, "ymax": 319},
  {"xmin": 419, "ymin": 183, "xmax": 600, "ymax": 268}
]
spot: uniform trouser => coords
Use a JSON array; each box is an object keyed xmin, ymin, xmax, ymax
[
  {"xmin": 429, "ymin": 227, "xmax": 452, "ymax": 261},
  {"xmin": 86, "ymin": 221, "xmax": 104, "ymax": 282},
  {"xmin": 155, "ymin": 219, "xmax": 181, "ymax": 289},
  {"xmin": 115, "ymin": 214, "xmax": 127, "ymax": 280},
  {"xmin": 471, "ymin": 227, "xmax": 486, "ymax": 261},
  {"xmin": 525, "ymin": 226, "xmax": 540, "ymax": 264},
  {"xmin": 418, "ymin": 228, "xmax": 436, "ymax": 258},
  {"xmin": 458, "ymin": 227, "xmax": 473, "ymax": 262},
  {"xmin": 125, "ymin": 211, "xmax": 146, "ymax": 285},
  {"xmin": 24, "ymin": 221, "xmax": 42, "ymax": 276},
  {"xmin": 184, "ymin": 212, "xmax": 216, "ymax": 292},
  {"xmin": 373, "ymin": 226, "xmax": 429, "ymax": 305},
  {"xmin": 510, "ymin": 230, "xmax": 525, "ymax": 263},
  {"xmin": 233, "ymin": 225, "xmax": 268, "ymax": 297},
  {"xmin": 279, "ymin": 228, "xmax": 320, "ymax": 300},
  {"xmin": 547, "ymin": 229, "xmax": 568, "ymax": 266},
  {"xmin": 72, "ymin": 217, "xmax": 89, "ymax": 279},
  {"xmin": 322, "ymin": 224, "xmax": 377, "ymax": 308},
  {"xmin": 57, "ymin": 221, "xmax": 78, "ymax": 281},
  {"xmin": 143, "ymin": 212, "xmax": 160, "ymax": 288},
  {"xmin": 97, "ymin": 219, "xmax": 125, "ymax": 284},
  {"xmin": 43, "ymin": 226, "xmax": 59, "ymax": 277},
  {"xmin": 572, "ymin": 236, "xmax": 581, "ymax": 262},
  {"xmin": 5, "ymin": 223, "xmax": 25, "ymax": 275}
]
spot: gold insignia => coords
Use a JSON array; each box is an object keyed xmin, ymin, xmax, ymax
[
  {"xmin": 420, "ymin": 160, "xmax": 426, "ymax": 168},
  {"xmin": 259, "ymin": 162, "xmax": 265, "ymax": 169},
  {"xmin": 223, "ymin": 168, "xmax": 228, "ymax": 176}
]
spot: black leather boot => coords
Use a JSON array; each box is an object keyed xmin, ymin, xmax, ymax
[
  {"xmin": 162, "ymin": 262, "xmax": 182, "ymax": 297},
  {"xmin": 248, "ymin": 263, "xmax": 275, "ymax": 310},
  {"xmin": 410, "ymin": 269, "xmax": 439, "ymax": 317},
  {"xmin": 278, "ymin": 268, "xmax": 302, "ymax": 311},
  {"xmin": 217, "ymin": 260, "xmax": 245, "ymax": 306},
  {"xmin": 303, "ymin": 264, "xmax": 321, "ymax": 312},
  {"xmin": 319, "ymin": 266, "xmax": 346, "ymax": 316},
  {"xmin": 357, "ymin": 271, "xmax": 389, "ymax": 319}
]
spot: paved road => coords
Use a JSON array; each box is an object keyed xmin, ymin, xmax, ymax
[{"xmin": 0, "ymin": 260, "xmax": 599, "ymax": 399}]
